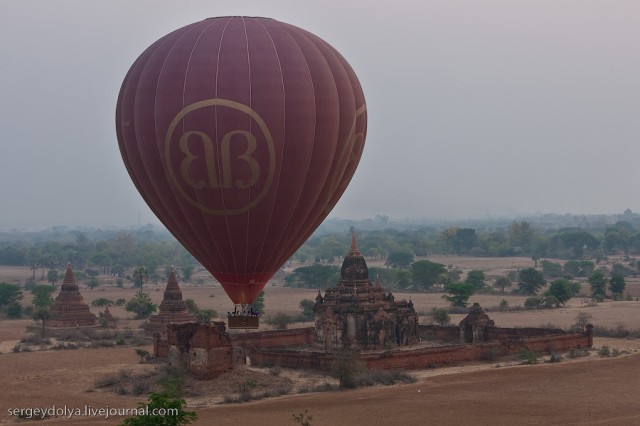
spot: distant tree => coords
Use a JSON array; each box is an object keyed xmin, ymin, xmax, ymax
[
  {"xmin": 411, "ymin": 260, "xmax": 446, "ymax": 290},
  {"xmin": 588, "ymin": 270, "xmax": 608, "ymax": 299},
  {"xmin": 509, "ymin": 221, "xmax": 533, "ymax": 250},
  {"xmin": 465, "ymin": 270, "xmax": 485, "ymax": 292},
  {"xmin": 47, "ymin": 269, "xmax": 59, "ymax": 286},
  {"xmin": 517, "ymin": 268, "xmax": 546, "ymax": 295},
  {"xmin": 125, "ymin": 292, "xmax": 156, "ymax": 319},
  {"xmin": 32, "ymin": 306, "xmax": 51, "ymax": 337},
  {"xmin": 135, "ymin": 348, "xmax": 149, "ymax": 363},
  {"xmin": 250, "ymin": 291, "xmax": 265, "ymax": 314},
  {"xmin": 31, "ymin": 285, "xmax": 54, "ymax": 308},
  {"xmin": 183, "ymin": 298, "xmax": 216, "ymax": 323},
  {"xmin": 531, "ymin": 255, "xmax": 540, "ymax": 268},
  {"xmin": 396, "ymin": 270, "xmax": 412, "ymax": 289},
  {"xmin": 540, "ymin": 260, "xmax": 563, "ymax": 279},
  {"xmin": 284, "ymin": 264, "xmax": 339, "ymax": 289},
  {"xmin": 442, "ymin": 283, "xmax": 475, "ymax": 307},
  {"xmin": 544, "ymin": 279, "xmax": 579, "ymax": 306},
  {"xmin": 453, "ymin": 228, "xmax": 477, "ymax": 254},
  {"xmin": 181, "ymin": 265, "xmax": 194, "ymax": 282},
  {"xmin": 385, "ymin": 251, "xmax": 414, "ymax": 269},
  {"xmin": 87, "ymin": 276, "xmax": 99, "ymax": 290},
  {"xmin": 133, "ymin": 266, "xmax": 149, "ymax": 291},
  {"xmin": 494, "ymin": 276, "xmax": 512, "ymax": 294},
  {"xmin": 299, "ymin": 299, "xmax": 315, "ymax": 321},
  {"xmin": 609, "ymin": 274, "xmax": 626, "ymax": 297},
  {"xmin": 0, "ymin": 283, "xmax": 23, "ymax": 307},
  {"xmin": 266, "ymin": 312, "xmax": 292, "ymax": 329},
  {"xmin": 431, "ymin": 308, "xmax": 450, "ymax": 325},
  {"xmin": 563, "ymin": 260, "xmax": 595, "ymax": 278}
]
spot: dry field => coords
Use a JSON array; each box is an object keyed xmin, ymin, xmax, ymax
[{"xmin": 2, "ymin": 256, "xmax": 640, "ymax": 425}]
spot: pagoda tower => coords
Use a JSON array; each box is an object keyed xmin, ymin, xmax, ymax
[
  {"xmin": 48, "ymin": 265, "xmax": 98, "ymax": 327},
  {"xmin": 146, "ymin": 269, "xmax": 197, "ymax": 338},
  {"xmin": 314, "ymin": 232, "xmax": 418, "ymax": 350}
]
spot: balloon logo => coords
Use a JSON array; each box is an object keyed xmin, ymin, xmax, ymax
[{"xmin": 116, "ymin": 17, "xmax": 367, "ymax": 304}]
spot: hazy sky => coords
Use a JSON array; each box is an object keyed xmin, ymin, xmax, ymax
[{"xmin": 1, "ymin": 1, "xmax": 639, "ymax": 228}]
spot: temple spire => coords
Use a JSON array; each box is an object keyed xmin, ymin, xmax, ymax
[{"xmin": 349, "ymin": 228, "xmax": 361, "ymax": 256}]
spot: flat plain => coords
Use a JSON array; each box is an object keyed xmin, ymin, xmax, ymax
[{"xmin": 1, "ymin": 256, "xmax": 640, "ymax": 425}]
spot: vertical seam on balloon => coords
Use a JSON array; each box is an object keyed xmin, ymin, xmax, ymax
[
  {"xmin": 183, "ymin": 19, "xmax": 231, "ymax": 276},
  {"xmin": 242, "ymin": 17, "xmax": 252, "ymax": 277},
  {"xmin": 251, "ymin": 19, "xmax": 287, "ymax": 277},
  {"xmin": 257, "ymin": 24, "xmax": 319, "ymax": 272},
  {"xmin": 150, "ymin": 24, "xmax": 219, "ymax": 271},
  {"xmin": 216, "ymin": 17, "xmax": 241, "ymax": 280}
]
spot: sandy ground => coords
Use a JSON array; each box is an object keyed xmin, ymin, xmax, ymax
[{"xmin": 2, "ymin": 256, "xmax": 640, "ymax": 425}]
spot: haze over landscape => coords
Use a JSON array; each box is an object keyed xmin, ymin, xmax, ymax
[{"xmin": 1, "ymin": 0, "xmax": 639, "ymax": 229}]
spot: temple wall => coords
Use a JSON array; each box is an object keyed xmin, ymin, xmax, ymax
[
  {"xmin": 230, "ymin": 327, "xmax": 316, "ymax": 350},
  {"xmin": 250, "ymin": 330, "xmax": 592, "ymax": 371}
]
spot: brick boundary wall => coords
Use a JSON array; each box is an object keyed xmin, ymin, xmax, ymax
[
  {"xmin": 230, "ymin": 327, "xmax": 316, "ymax": 350},
  {"xmin": 249, "ymin": 330, "xmax": 592, "ymax": 371}
]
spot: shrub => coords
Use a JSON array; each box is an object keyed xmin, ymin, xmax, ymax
[
  {"xmin": 266, "ymin": 312, "xmax": 293, "ymax": 330},
  {"xmin": 598, "ymin": 346, "xmax": 610, "ymax": 357},
  {"xmin": 567, "ymin": 348, "xmax": 589, "ymax": 358},
  {"xmin": 498, "ymin": 299, "xmax": 508, "ymax": 312},
  {"xmin": 518, "ymin": 349, "xmax": 540, "ymax": 364},
  {"xmin": 332, "ymin": 345, "xmax": 365, "ymax": 389},
  {"xmin": 157, "ymin": 365, "xmax": 187, "ymax": 397},
  {"xmin": 431, "ymin": 308, "xmax": 450, "ymax": 325}
]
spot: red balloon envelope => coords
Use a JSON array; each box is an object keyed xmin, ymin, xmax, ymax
[{"xmin": 115, "ymin": 17, "xmax": 367, "ymax": 304}]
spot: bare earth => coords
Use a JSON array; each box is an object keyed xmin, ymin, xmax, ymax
[{"xmin": 1, "ymin": 256, "xmax": 640, "ymax": 425}]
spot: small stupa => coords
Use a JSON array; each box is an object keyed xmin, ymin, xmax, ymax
[
  {"xmin": 48, "ymin": 264, "xmax": 98, "ymax": 327},
  {"xmin": 146, "ymin": 268, "xmax": 197, "ymax": 338},
  {"xmin": 314, "ymin": 232, "xmax": 418, "ymax": 350}
]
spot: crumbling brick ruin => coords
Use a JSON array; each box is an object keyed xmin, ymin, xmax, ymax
[{"xmin": 163, "ymin": 322, "xmax": 233, "ymax": 379}]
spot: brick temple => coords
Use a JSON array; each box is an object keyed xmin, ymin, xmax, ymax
[
  {"xmin": 48, "ymin": 265, "xmax": 97, "ymax": 327},
  {"xmin": 146, "ymin": 268, "xmax": 197, "ymax": 338},
  {"xmin": 314, "ymin": 232, "xmax": 418, "ymax": 350}
]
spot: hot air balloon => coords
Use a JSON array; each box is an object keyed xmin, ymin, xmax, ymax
[{"xmin": 115, "ymin": 17, "xmax": 367, "ymax": 328}]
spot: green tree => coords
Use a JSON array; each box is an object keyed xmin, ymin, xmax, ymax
[
  {"xmin": 31, "ymin": 285, "xmax": 54, "ymax": 308},
  {"xmin": 133, "ymin": 266, "xmax": 149, "ymax": 291},
  {"xmin": 494, "ymin": 276, "xmax": 511, "ymax": 294},
  {"xmin": 588, "ymin": 270, "xmax": 608, "ymax": 298},
  {"xmin": 465, "ymin": 270, "xmax": 485, "ymax": 292},
  {"xmin": 284, "ymin": 265, "xmax": 339, "ymax": 289},
  {"xmin": 0, "ymin": 282, "xmax": 23, "ymax": 307},
  {"xmin": 266, "ymin": 312, "xmax": 292, "ymax": 329},
  {"xmin": 47, "ymin": 269, "xmax": 59, "ymax": 286},
  {"xmin": 180, "ymin": 265, "xmax": 194, "ymax": 281},
  {"xmin": 125, "ymin": 292, "xmax": 157, "ymax": 319},
  {"xmin": 442, "ymin": 283, "xmax": 475, "ymax": 307},
  {"xmin": 250, "ymin": 291, "xmax": 265, "ymax": 313},
  {"xmin": 544, "ymin": 279, "xmax": 579, "ymax": 306},
  {"xmin": 299, "ymin": 299, "xmax": 315, "ymax": 321},
  {"xmin": 410, "ymin": 260, "xmax": 446, "ymax": 290},
  {"xmin": 517, "ymin": 268, "xmax": 546, "ymax": 295},
  {"xmin": 431, "ymin": 308, "xmax": 450, "ymax": 325},
  {"xmin": 33, "ymin": 306, "xmax": 51, "ymax": 337},
  {"xmin": 609, "ymin": 274, "xmax": 626, "ymax": 297},
  {"xmin": 540, "ymin": 260, "xmax": 563, "ymax": 279},
  {"xmin": 119, "ymin": 392, "xmax": 197, "ymax": 426},
  {"xmin": 385, "ymin": 251, "xmax": 414, "ymax": 269},
  {"xmin": 453, "ymin": 228, "xmax": 477, "ymax": 254}
]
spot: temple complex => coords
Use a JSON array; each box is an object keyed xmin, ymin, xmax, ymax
[
  {"xmin": 47, "ymin": 265, "xmax": 97, "ymax": 327},
  {"xmin": 146, "ymin": 269, "xmax": 197, "ymax": 338},
  {"xmin": 313, "ymin": 232, "xmax": 418, "ymax": 350}
]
